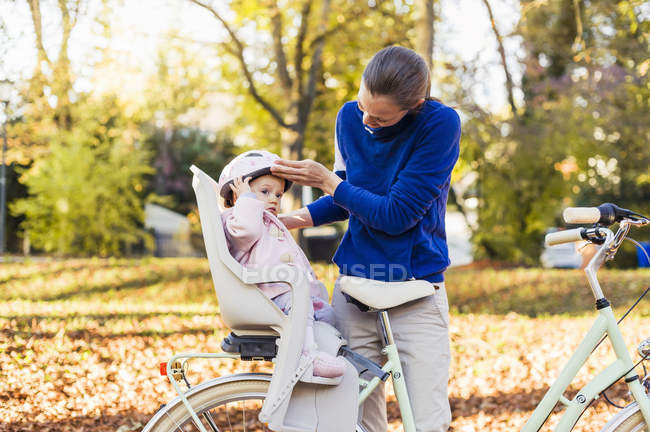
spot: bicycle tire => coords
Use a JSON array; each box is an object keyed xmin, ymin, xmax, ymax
[
  {"xmin": 142, "ymin": 373, "xmax": 367, "ymax": 432},
  {"xmin": 600, "ymin": 402, "xmax": 648, "ymax": 432}
]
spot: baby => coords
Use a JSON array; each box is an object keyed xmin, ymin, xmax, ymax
[{"xmin": 218, "ymin": 150, "xmax": 346, "ymax": 379}]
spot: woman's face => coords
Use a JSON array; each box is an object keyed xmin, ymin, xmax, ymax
[{"xmin": 357, "ymin": 80, "xmax": 409, "ymax": 128}]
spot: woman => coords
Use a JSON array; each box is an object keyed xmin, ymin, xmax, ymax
[{"xmin": 271, "ymin": 45, "xmax": 460, "ymax": 432}]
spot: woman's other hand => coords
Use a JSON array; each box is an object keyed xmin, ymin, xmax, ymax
[
  {"xmin": 271, "ymin": 159, "xmax": 342, "ymax": 196},
  {"xmin": 229, "ymin": 176, "xmax": 252, "ymax": 202},
  {"xmin": 278, "ymin": 207, "xmax": 314, "ymax": 230}
]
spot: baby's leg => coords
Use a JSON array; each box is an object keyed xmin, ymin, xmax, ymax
[
  {"xmin": 272, "ymin": 291, "xmax": 318, "ymax": 322},
  {"xmin": 271, "ymin": 292, "xmax": 345, "ymax": 378},
  {"xmin": 311, "ymin": 296, "xmax": 337, "ymax": 327},
  {"xmin": 304, "ymin": 320, "xmax": 346, "ymax": 378}
]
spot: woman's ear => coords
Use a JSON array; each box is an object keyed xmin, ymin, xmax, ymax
[{"xmin": 412, "ymin": 98, "xmax": 425, "ymax": 110}]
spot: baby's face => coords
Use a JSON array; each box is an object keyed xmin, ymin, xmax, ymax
[{"xmin": 249, "ymin": 175, "xmax": 285, "ymax": 216}]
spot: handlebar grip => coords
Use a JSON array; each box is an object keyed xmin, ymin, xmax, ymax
[
  {"xmin": 545, "ymin": 228, "xmax": 586, "ymax": 247},
  {"xmin": 563, "ymin": 207, "xmax": 600, "ymax": 224}
]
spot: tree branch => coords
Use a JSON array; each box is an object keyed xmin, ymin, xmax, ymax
[
  {"xmin": 306, "ymin": 4, "xmax": 363, "ymax": 52},
  {"xmin": 572, "ymin": 0, "xmax": 584, "ymax": 52},
  {"xmin": 481, "ymin": 0, "xmax": 517, "ymax": 118},
  {"xmin": 58, "ymin": 0, "xmax": 72, "ymax": 59},
  {"xmin": 294, "ymin": 0, "xmax": 312, "ymax": 100},
  {"xmin": 269, "ymin": 1, "xmax": 292, "ymax": 93},
  {"xmin": 26, "ymin": 0, "xmax": 51, "ymax": 66},
  {"xmin": 299, "ymin": 0, "xmax": 330, "ymax": 133},
  {"xmin": 188, "ymin": 0, "xmax": 294, "ymax": 130}
]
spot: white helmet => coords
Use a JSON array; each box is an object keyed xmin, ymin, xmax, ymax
[{"xmin": 218, "ymin": 150, "xmax": 292, "ymax": 203}]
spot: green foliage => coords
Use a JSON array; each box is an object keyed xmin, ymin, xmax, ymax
[
  {"xmin": 523, "ymin": 0, "xmax": 650, "ymax": 230},
  {"xmin": 10, "ymin": 97, "xmax": 154, "ymax": 256},
  {"xmin": 9, "ymin": 29, "xmax": 237, "ymax": 256},
  {"xmin": 212, "ymin": 0, "xmax": 415, "ymax": 165},
  {"xmin": 456, "ymin": 0, "xmax": 650, "ymax": 263}
]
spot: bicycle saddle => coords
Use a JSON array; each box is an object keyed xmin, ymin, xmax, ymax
[{"xmin": 339, "ymin": 276, "xmax": 435, "ymax": 310}]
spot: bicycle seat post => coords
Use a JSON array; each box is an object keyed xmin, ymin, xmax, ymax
[
  {"xmin": 372, "ymin": 309, "xmax": 417, "ymax": 430},
  {"xmin": 377, "ymin": 310, "xmax": 394, "ymax": 348}
]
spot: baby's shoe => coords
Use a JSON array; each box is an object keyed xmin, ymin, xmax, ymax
[
  {"xmin": 312, "ymin": 351, "xmax": 346, "ymax": 378},
  {"xmin": 298, "ymin": 350, "xmax": 346, "ymax": 385}
]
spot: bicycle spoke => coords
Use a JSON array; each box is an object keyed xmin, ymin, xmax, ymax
[
  {"xmin": 164, "ymin": 409, "xmax": 185, "ymax": 432},
  {"xmin": 225, "ymin": 402, "xmax": 232, "ymax": 431},
  {"xmin": 202, "ymin": 410, "xmax": 220, "ymax": 432}
]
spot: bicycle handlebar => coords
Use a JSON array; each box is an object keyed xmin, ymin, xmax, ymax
[
  {"xmin": 563, "ymin": 203, "xmax": 646, "ymax": 226},
  {"xmin": 545, "ymin": 228, "xmax": 585, "ymax": 247},
  {"xmin": 563, "ymin": 207, "xmax": 600, "ymax": 224},
  {"xmin": 546, "ymin": 203, "xmax": 648, "ymax": 246}
]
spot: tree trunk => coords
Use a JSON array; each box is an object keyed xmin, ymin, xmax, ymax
[
  {"xmin": 481, "ymin": 0, "xmax": 517, "ymax": 117},
  {"xmin": 280, "ymin": 119, "xmax": 307, "ymax": 245},
  {"xmin": 280, "ymin": 126, "xmax": 304, "ymax": 212},
  {"xmin": 414, "ymin": 0, "xmax": 435, "ymax": 71}
]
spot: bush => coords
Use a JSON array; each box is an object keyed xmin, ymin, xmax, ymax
[{"xmin": 11, "ymin": 130, "xmax": 154, "ymax": 256}]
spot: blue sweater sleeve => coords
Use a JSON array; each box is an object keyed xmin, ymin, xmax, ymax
[
  {"xmin": 306, "ymin": 170, "xmax": 350, "ymax": 226},
  {"xmin": 332, "ymin": 108, "xmax": 460, "ymax": 236}
]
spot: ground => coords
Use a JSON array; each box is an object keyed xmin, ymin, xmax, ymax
[{"xmin": 1, "ymin": 258, "xmax": 649, "ymax": 431}]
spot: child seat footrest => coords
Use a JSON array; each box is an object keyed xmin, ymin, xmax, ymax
[{"xmin": 221, "ymin": 332, "xmax": 279, "ymax": 361}]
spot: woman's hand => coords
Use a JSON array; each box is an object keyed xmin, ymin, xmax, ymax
[
  {"xmin": 271, "ymin": 159, "xmax": 342, "ymax": 196},
  {"xmin": 229, "ymin": 176, "xmax": 252, "ymax": 202}
]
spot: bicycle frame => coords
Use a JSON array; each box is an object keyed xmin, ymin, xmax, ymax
[
  {"xmin": 357, "ymin": 310, "xmax": 416, "ymax": 431},
  {"xmin": 520, "ymin": 303, "xmax": 650, "ymax": 431},
  {"xmin": 520, "ymin": 223, "xmax": 650, "ymax": 431},
  {"xmin": 366, "ymin": 222, "xmax": 650, "ymax": 432}
]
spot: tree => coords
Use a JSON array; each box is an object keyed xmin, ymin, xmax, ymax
[
  {"xmin": 10, "ymin": 95, "xmax": 154, "ymax": 256},
  {"xmin": 188, "ymin": 0, "xmax": 415, "ymax": 208},
  {"xmin": 8, "ymin": 0, "xmax": 83, "ymax": 163},
  {"xmin": 456, "ymin": 0, "xmax": 649, "ymax": 263},
  {"xmin": 414, "ymin": 0, "xmax": 435, "ymax": 71}
]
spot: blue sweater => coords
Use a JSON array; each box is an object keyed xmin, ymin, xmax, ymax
[{"xmin": 307, "ymin": 100, "xmax": 461, "ymax": 283}]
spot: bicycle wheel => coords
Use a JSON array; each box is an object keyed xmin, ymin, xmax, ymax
[
  {"xmin": 143, "ymin": 373, "xmax": 368, "ymax": 432},
  {"xmin": 600, "ymin": 403, "xmax": 648, "ymax": 432},
  {"xmin": 144, "ymin": 374, "xmax": 271, "ymax": 432}
]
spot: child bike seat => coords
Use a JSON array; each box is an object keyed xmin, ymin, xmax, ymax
[
  {"xmin": 190, "ymin": 165, "xmax": 358, "ymax": 431},
  {"xmin": 339, "ymin": 275, "xmax": 435, "ymax": 310}
]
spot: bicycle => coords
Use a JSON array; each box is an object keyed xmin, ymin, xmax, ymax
[{"xmin": 143, "ymin": 166, "xmax": 650, "ymax": 432}]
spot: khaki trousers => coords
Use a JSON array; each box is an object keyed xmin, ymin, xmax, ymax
[{"xmin": 332, "ymin": 279, "xmax": 451, "ymax": 432}]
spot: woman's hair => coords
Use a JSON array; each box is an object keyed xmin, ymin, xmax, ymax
[{"xmin": 362, "ymin": 46, "xmax": 432, "ymax": 109}]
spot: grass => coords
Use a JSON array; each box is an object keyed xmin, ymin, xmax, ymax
[{"xmin": 1, "ymin": 257, "xmax": 650, "ymax": 431}]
